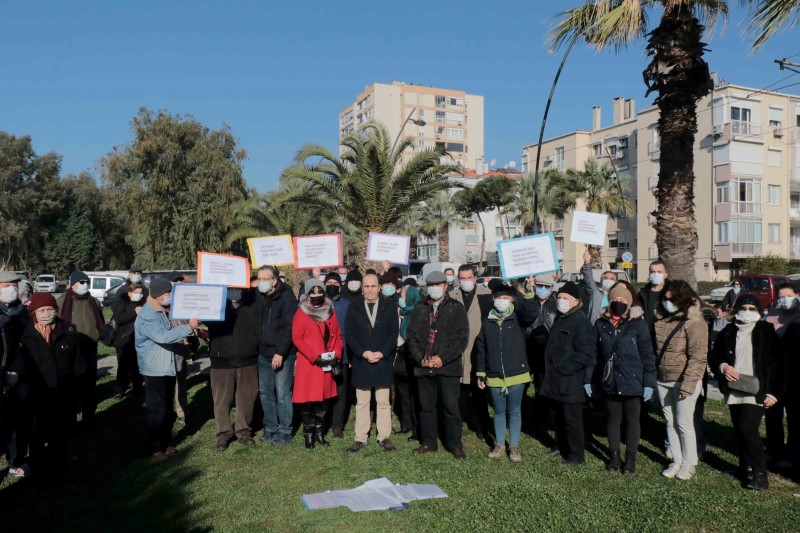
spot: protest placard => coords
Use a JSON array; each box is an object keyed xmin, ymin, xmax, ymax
[
  {"xmin": 569, "ymin": 211, "xmax": 608, "ymax": 246},
  {"xmin": 365, "ymin": 232, "xmax": 411, "ymax": 265},
  {"xmin": 293, "ymin": 234, "xmax": 342, "ymax": 270},
  {"xmin": 169, "ymin": 283, "xmax": 227, "ymax": 321},
  {"xmin": 497, "ymin": 233, "xmax": 559, "ymax": 280},
  {"xmin": 196, "ymin": 252, "xmax": 250, "ymax": 288},
  {"xmin": 247, "ymin": 235, "xmax": 295, "ymax": 267}
]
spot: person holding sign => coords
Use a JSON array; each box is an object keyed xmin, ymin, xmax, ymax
[
  {"xmin": 580, "ymin": 250, "xmax": 618, "ymax": 325},
  {"xmin": 406, "ymin": 271, "xmax": 469, "ymax": 460},
  {"xmin": 292, "ymin": 279, "xmax": 343, "ymax": 450},
  {"xmin": 345, "ymin": 273, "xmax": 400, "ymax": 454},
  {"xmin": 540, "ymin": 282, "xmax": 596, "ymax": 467},
  {"xmin": 134, "ymin": 277, "xmax": 200, "ymax": 460},
  {"xmin": 254, "ymin": 266, "xmax": 298, "ymax": 447}
]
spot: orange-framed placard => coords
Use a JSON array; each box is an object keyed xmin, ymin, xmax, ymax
[
  {"xmin": 292, "ymin": 234, "xmax": 342, "ymax": 270},
  {"xmin": 196, "ymin": 252, "xmax": 251, "ymax": 288}
]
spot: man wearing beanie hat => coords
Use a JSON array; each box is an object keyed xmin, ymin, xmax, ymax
[
  {"xmin": 56, "ymin": 270, "xmax": 103, "ymax": 430},
  {"xmin": 379, "ymin": 272, "xmax": 401, "ymax": 303},
  {"xmin": 587, "ymin": 281, "xmax": 655, "ymax": 475},
  {"xmin": 324, "ymin": 271, "xmax": 352, "ymax": 438},
  {"xmin": 19, "ymin": 291, "xmax": 83, "ymax": 476},
  {"xmin": 540, "ymin": 280, "xmax": 596, "ymax": 466},
  {"xmin": 135, "ymin": 277, "xmax": 200, "ymax": 459},
  {"xmin": 344, "ymin": 269, "xmax": 363, "ymax": 300}
]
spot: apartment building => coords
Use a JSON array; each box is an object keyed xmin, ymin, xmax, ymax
[
  {"xmin": 338, "ymin": 81, "xmax": 485, "ymax": 170},
  {"xmin": 522, "ymin": 79, "xmax": 800, "ymax": 283}
]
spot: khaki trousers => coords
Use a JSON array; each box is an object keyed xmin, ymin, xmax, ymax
[{"xmin": 355, "ymin": 387, "xmax": 391, "ymax": 443}]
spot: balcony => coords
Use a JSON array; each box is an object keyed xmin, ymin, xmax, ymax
[
  {"xmin": 731, "ymin": 201, "xmax": 762, "ymax": 216},
  {"xmin": 731, "ymin": 121, "xmax": 762, "ymax": 136},
  {"xmin": 647, "ymin": 141, "xmax": 660, "ymax": 160},
  {"xmin": 731, "ymin": 242, "xmax": 763, "ymax": 256},
  {"xmin": 791, "ymin": 206, "xmax": 800, "ymax": 219},
  {"xmin": 792, "ymin": 241, "xmax": 800, "ymax": 259}
]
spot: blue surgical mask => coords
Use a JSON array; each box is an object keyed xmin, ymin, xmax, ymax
[
  {"xmin": 258, "ymin": 281, "xmax": 273, "ymax": 294},
  {"xmin": 662, "ymin": 300, "xmax": 678, "ymax": 314},
  {"xmin": 732, "ymin": 287, "xmax": 741, "ymax": 294},
  {"xmin": 778, "ymin": 296, "xmax": 796, "ymax": 310},
  {"xmin": 446, "ymin": 275, "xmax": 454, "ymax": 284},
  {"xmin": 535, "ymin": 286, "xmax": 552, "ymax": 300},
  {"xmin": 381, "ymin": 284, "xmax": 396, "ymax": 297}
]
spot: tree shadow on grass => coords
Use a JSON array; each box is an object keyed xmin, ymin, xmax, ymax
[{"xmin": 0, "ymin": 377, "xmax": 211, "ymax": 533}]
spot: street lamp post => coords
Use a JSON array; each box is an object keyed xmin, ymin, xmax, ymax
[{"xmin": 391, "ymin": 107, "xmax": 427, "ymax": 154}]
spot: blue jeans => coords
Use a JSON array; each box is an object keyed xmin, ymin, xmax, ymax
[
  {"xmin": 258, "ymin": 354, "xmax": 295, "ymax": 437},
  {"xmin": 490, "ymin": 384, "xmax": 525, "ymax": 447}
]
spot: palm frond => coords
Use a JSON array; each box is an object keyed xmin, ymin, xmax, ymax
[{"xmin": 746, "ymin": 0, "xmax": 800, "ymax": 49}]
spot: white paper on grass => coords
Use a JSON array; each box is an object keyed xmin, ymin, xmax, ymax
[
  {"xmin": 302, "ymin": 478, "xmax": 448, "ymax": 512},
  {"xmin": 569, "ymin": 211, "xmax": 608, "ymax": 246}
]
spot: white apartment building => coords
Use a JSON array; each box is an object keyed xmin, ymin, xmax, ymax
[
  {"xmin": 522, "ymin": 78, "xmax": 800, "ymax": 283},
  {"xmin": 338, "ymin": 81, "xmax": 485, "ymax": 170}
]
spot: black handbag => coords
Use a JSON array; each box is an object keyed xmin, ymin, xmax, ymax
[
  {"xmin": 727, "ymin": 374, "xmax": 760, "ymax": 395},
  {"xmin": 99, "ymin": 320, "xmax": 117, "ymax": 347},
  {"xmin": 601, "ymin": 330, "xmax": 624, "ymax": 392}
]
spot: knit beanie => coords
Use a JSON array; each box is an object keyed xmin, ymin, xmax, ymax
[
  {"xmin": 27, "ymin": 292, "xmax": 58, "ymax": 313},
  {"xmin": 345, "ymin": 270, "xmax": 363, "ymax": 283},
  {"xmin": 304, "ymin": 278, "xmax": 325, "ymax": 295},
  {"xmin": 69, "ymin": 271, "xmax": 89, "ymax": 287},
  {"xmin": 324, "ymin": 272, "xmax": 341, "ymax": 284},
  {"xmin": 558, "ymin": 281, "xmax": 581, "ymax": 300},
  {"xmin": 379, "ymin": 272, "xmax": 400, "ymax": 287},
  {"xmin": 608, "ymin": 283, "xmax": 633, "ymax": 307}
]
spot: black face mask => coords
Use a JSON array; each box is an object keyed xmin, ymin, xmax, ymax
[
  {"xmin": 325, "ymin": 285, "xmax": 340, "ymax": 298},
  {"xmin": 609, "ymin": 301, "xmax": 628, "ymax": 316},
  {"xmin": 309, "ymin": 294, "xmax": 325, "ymax": 307}
]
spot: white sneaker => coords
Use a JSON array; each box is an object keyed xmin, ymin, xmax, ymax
[
  {"xmin": 676, "ymin": 464, "xmax": 696, "ymax": 481},
  {"xmin": 8, "ymin": 464, "xmax": 30, "ymax": 478},
  {"xmin": 662, "ymin": 462, "xmax": 681, "ymax": 478}
]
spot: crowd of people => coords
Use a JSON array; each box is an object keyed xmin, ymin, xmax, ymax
[{"xmin": 0, "ymin": 255, "xmax": 797, "ymax": 492}]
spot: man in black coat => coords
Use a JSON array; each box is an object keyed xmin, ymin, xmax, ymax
[
  {"xmin": 207, "ymin": 288, "xmax": 259, "ymax": 452},
  {"xmin": 406, "ymin": 271, "xmax": 469, "ymax": 459},
  {"xmin": 541, "ymin": 281, "xmax": 596, "ymax": 466},
  {"xmin": 254, "ymin": 265, "xmax": 298, "ymax": 446},
  {"xmin": 345, "ymin": 273, "xmax": 399, "ymax": 453}
]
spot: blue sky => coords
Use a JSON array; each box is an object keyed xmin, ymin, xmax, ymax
[{"xmin": 2, "ymin": 1, "xmax": 798, "ymax": 192}]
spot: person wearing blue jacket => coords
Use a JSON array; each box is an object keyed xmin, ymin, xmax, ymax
[
  {"xmin": 588, "ymin": 281, "xmax": 656, "ymax": 475},
  {"xmin": 135, "ymin": 277, "xmax": 199, "ymax": 460}
]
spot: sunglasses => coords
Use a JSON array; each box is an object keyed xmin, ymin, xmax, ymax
[{"xmin": 78, "ymin": 280, "xmax": 88, "ymax": 285}]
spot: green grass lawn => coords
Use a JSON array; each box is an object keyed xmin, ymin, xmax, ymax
[{"xmin": 2, "ymin": 351, "xmax": 799, "ymax": 532}]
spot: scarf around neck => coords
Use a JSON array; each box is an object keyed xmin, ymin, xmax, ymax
[{"xmin": 60, "ymin": 288, "xmax": 104, "ymax": 335}]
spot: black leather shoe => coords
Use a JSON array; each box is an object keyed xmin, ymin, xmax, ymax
[
  {"xmin": 746, "ymin": 472, "xmax": 769, "ymax": 490},
  {"xmin": 607, "ymin": 450, "xmax": 621, "ymax": 473},
  {"xmin": 563, "ymin": 458, "xmax": 585, "ymax": 467},
  {"xmin": 379, "ymin": 439, "xmax": 396, "ymax": 452},
  {"xmin": 314, "ymin": 429, "xmax": 330, "ymax": 447},
  {"xmin": 304, "ymin": 432, "xmax": 315, "ymax": 450},
  {"xmin": 622, "ymin": 453, "xmax": 636, "ymax": 476},
  {"xmin": 348, "ymin": 441, "xmax": 367, "ymax": 453}
]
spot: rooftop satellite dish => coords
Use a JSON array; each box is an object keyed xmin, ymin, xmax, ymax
[
  {"xmin": 489, "ymin": 159, "xmax": 496, "ymax": 167},
  {"xmin": 508, "ymin": 161, "xmax": 517, "ymax": 168}
]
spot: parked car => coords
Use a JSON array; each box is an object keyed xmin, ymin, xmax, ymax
[
  {"xmin": 710, "ymin": 274, "xmax": 790, "ymax": 310},
  {"xmin": 552, "ymin": 269, "xmax": 630, "ymax": 292},
  {"xmin": 417, "ymin": 262, "xmax": 459, "ymax": 287},
  {"xmin": 89, "ymin": 275, "xmax": 125, "ymax": 305},
  {"xmin": 34, "ymin": 274, "xmax": 59, "ymax": 293}
]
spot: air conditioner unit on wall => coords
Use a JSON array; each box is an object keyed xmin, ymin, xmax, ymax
[
  {"xmin": 773, "ymin": 128, "xmax": 784, "ymax": 138},
  {"xmin": 711, "ymin": 124, "xmax": 724, "ymax": 135},
  {"xmin": 544, "ymin": 155, "xmax": 553, "ymax": 163},
  {"xmin": 615, "ymin": 150, "xmax": 625, "ymax": 159}
]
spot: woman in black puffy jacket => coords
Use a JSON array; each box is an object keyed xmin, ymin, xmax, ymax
[{"xmin": 589, "ymin": 281, "xmax": 655, "ymax": 475}]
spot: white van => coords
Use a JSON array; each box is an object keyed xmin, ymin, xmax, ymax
[
  {"xmin": 417, "ymin": 262, "xmax": 460, "ymax": 287},
  {"xmin": 89, "ymin": 275, "xmax": 125, "ymax": 304}
]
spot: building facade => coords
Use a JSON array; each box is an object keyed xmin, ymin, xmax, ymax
[
  {"xmin": 522, "ymin": 79, "xmax": 800, "ymax": 283},
  {"xmin": 338, "ymin": 81, "xmax": 485, "ymax": 170}
]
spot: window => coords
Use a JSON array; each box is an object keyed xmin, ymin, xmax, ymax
[
  {"xmin": 435, "ymin": 141, "xmax": 446, "ymax": 152},
  {"xmin": 608, "ymin": 144, "xmax": 618, "ymax": 157},
  {"xmin": 768, "ymin": 107, "xmax": 782, "ymax": 130},
  {"xmin": 716, "ymin": 222, "xmax": 729, "ymax": 244},
  {"xmin": 555, "ymin": 147, "xmax": 565, "ymax": 171},
  {"xmin": 435, "ymin": 111, "xmax": 445, "ymax": 123},
  {"xmin": 716, "ymin": 182, "xmax": 730, "ymax": 204},
  {"xmin": 357, "ymin": 113, "xmax": 364, "ymax": 125},
  {"xmin": 732, "ymin": 177, "xmax": 762, "ymax": 214},
  {"xmin": 731, "ymin": 106, "xmax": 752, "ymax": 134},
  {"xmin": 446, "ymin": 111, "xmax": 464, "ymax": 124},
  {"xmin": 730, "ymin": 218, "xmax": 762, "ymax": 243},
  {"xmin": 417, "ymin": 109, "xmax": 424, "ymax": 117},
  {"xmin": 768, "ymin": 149, "xmax": 781, "ymax": 167},
  {"xmin": 768, "ymin": 185, "xmax": 781, "ymax": 205},
  {"xmin": 448, "ymin": 97, "xmax": 463, "ymax": 107},
  {"xmin": 435, "ymin": 95, "xmax": 446, "ymax": 108},
  {"xmin": 608, "ymin": 232, "xmax": 619, "ymax": 248},
  {"xmin": 448, "ymin": 128, "xmax": 464, "ymax": 139},
  {"xmin": 110, "ymin": 278, "xmax": 123, "ymax": 288},
  {"xmin": 617, "ymin": 137, "xmax": 629, "ymax": 149},
  {"xmin": 521, "ymin": 154, "xmax": 528, "ymax": 173},
  {"xmin": 418, "ymin": 140, "xmax": 425, "ymax": 151},
  {"xmin": 447, "ymin": 142, "xmax": 464, "ymax": 152},
  {"xmin": 593, "ymin": 144, "xmax": 602, "ymax": 157},
  {"xmin": 769, "ymin": 223, "xmax": 781, "ymax": 243},
  {"xmin": 92, "ymin": 278, "xmax": 106, "ymax": 290},
  {"xmin": 340, "ymin": 110, "xmax": 354, "ymax": 125}
]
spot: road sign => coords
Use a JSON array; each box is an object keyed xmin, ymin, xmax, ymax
[
  {"xmin": 621, "ymin": 261, "xmax": 633, "ymax": 269},
  {"xmin": 621, "ymin": 251, "xmax": 633, "ymax": 263}
]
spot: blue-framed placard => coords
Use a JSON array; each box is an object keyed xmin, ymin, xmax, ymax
[
  {"xmin": 496, "ymin": 233, "xmax": 559, "ymax": 280},
  {"xmin": 169, "ymin": 283, "xmax": 227, "ymax": 322}
]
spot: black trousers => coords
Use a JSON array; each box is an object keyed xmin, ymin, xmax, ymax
[
  {"xmin": 606, "ymin": 396, "xmax": 641, "ymax": 453},
  {"xmin": 330, "ymin": 366, "xmax": 352, "ymax": 431},
  {"xmin": 459, "ymin": 383, "xmax": 491, "ymax": 436},
  {"xmin": 30, "ymin": 388, "xmax": 73, "ymax": 476},
  {"xmin": 730, "ymin": 404, "xmax": 767, "ymax": 475},
  {"xmin": 417, "ymin": 375, "xmax": 461, "ymax": 450},
  {"xmin": 394, "ymin": 374, "xmax": 418, "ymax": 434},
  {"xmin": 554, "ymin": 400, "xmax": 585, "ymax": 462},
  {"xmin": 115, "ymin": 341, "xmax": 143, "ymax": 394},
  {"xmin": 77, "ymin": 340, "xmax": 98, "ymax": 425},
  {"xmin": 144, "ymin": 375, "xmax": 176, "ymax": 454}
]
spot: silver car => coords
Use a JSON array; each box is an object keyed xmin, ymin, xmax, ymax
[{"xmin": 34, "ymin": 274, "xmax": 59, "ymax": 293}]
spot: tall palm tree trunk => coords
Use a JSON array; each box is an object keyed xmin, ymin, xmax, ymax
[
  {"xmin": 438, "ymin": 222, "xmax": 449, "ymax": 262},
  {"xmin": 476, "ymin": 213, "xmax": 486, "ymax": 271},
  {"xmin": 649, "ymin": 8, "xmax": 711, "ymax": 287}
]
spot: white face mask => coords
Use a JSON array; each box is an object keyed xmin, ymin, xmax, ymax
[
  {"xmin": 0, "ymin": 285, "xmax": 19, "ymax": 304},
  {"xmin": 130, "ymin": 293, "xmax": 144, "ymax": 302},
  {"xmin": 601, "ymin": 279, "xmax": 616, "ymax": 291},
  {"xmin": 649, "ymin": 272, "xmax": 665, "ymax": 286},
  {"xmin": 459, "ymin": 280, "xmax": 475, "ymax": 293},
  {"xmin": 427, "ymin": 286, "xmax": 444, "ymax": 301},
  {"xmin": 75, "ymin": 283, "xmax": 90, "ymax": 295},
  {"xmin": 340, "ymin": 274, "xmax": 347, "ymax": 282},
  {"xmin": 130, "ymin": 274, "xmax": 142, "ymax": 283},
  {"xmin": 36, "ymin": 311, "xmax": 56, "ymax": 325},
  {"xmin": 347, "ymin": 281, "xmax": 361, "ymax": 292},
  {"xmin": 446, "ymin": 275, "xmax": 454, "ymax": 284},
  {"xmin": 557, "ymin": 298, "xmax": 573, "ymax": 314},
  {"xmin": 258, "ymin": 281, "xmax": 273, "ymax": 294},
  {"xmin": 494, "ymin": 298, "xmax": 512, "ymax": 313},
  {"xmin": 662, "ymin": 300, "xmax": 678, "ymax": 314},
  {"xmin": 736, "ymin": 310, "xmax": 761, "ymax": 324},
  {"xmin": 159, "ymin": 295, "xmax": 172, "ymax": 307},
  {"xmin": 778, "ymin": 296, "xmax": 796, "ymax": 310}
]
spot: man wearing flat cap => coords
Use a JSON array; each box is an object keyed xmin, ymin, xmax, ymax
[
  {"xmin": 406, "ymin": 271, "xmax": 469, "ymax": 460},
  {"xmin": 57, "ymin": 270, "xmax": 103, "ymax": 429}
]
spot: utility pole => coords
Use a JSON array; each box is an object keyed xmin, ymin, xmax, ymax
[{"xmin": 775, "ymin": 58, "xmax": 800, "ymax": 74}]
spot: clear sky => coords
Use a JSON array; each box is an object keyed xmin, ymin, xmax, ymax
[{"xmin": 2, "ymin": 1, "xmax": 798, "ymax": 192}]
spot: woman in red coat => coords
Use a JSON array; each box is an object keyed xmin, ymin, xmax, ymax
[{"xmin": 292, "ymin": 279, "xmax": 343, "ymax": 449}]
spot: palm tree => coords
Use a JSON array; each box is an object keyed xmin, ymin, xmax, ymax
[
  {"xmin": 279, "ymin": 122, "xmax": 460, "ymax": 262},
  {"xmin": 416, "ymin": 192, "xmax": 468, "ymax": 262},
  {"xmin": 549, "ymin": 1, "xmax": 796, "ymax": 285},
  {"xmin": 514, "ymin": 169, "xmax": 564, "ymax": 235},
  {"xmin": 546, "ymin": 160, "xmax": 636, "ymax": 267}
]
